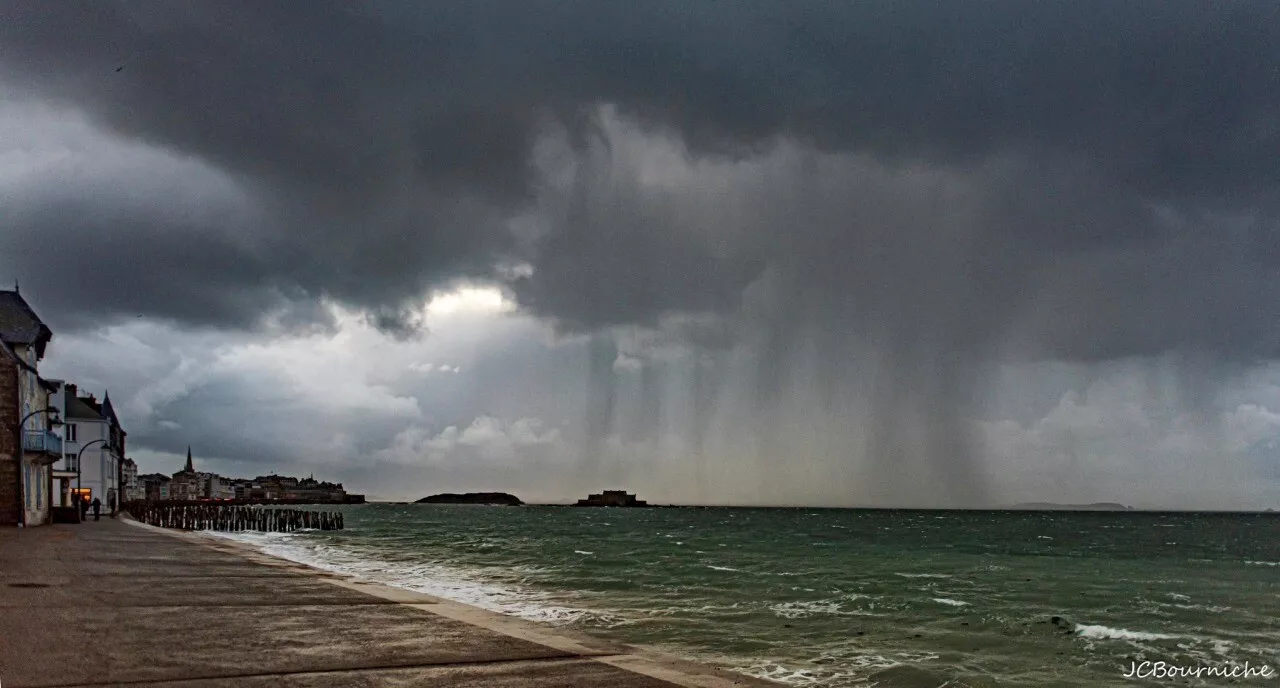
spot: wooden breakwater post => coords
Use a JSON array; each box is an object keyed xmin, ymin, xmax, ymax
[{"xmin": 124, "ymin": 502, "xmax": 343, "ymax": 532}]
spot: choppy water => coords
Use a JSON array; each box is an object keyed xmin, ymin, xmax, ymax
[{"xmin": 216, "ymin": 506, "xmax": 1280, "ymax": 686}]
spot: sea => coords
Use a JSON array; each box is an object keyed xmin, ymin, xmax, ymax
[{"xmin": 214, "ymin": 505, "xmax": 1280, "ymax": 686}]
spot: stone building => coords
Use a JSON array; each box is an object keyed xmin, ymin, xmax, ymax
[
  {"xmin": 199, "ymin": 471, "xmax": 235, "ymax": 500},
  {"xmin": 121, "ymin": 458, "xmax": 142, "ymax": 502},
  {"xmin": 139, "ymin": 473, "xmax": 170, "ymax": 501},
  {"xmin": 0, "ymin": 288, "xmax": 62, "ymax": 526},
  {"xmin": 168, "ymin": 447, "xmax": 201, "ymax": 500},
  {"xmin": 285, "ymin": 475, "xmax": 348, "ymax": 502}
]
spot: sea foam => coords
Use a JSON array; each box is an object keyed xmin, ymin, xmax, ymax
[
  {"xmin": 1074, "ymin": 624, "xmax": 1178, "ymax": 641},
  {"xmin": 207, "ymin": 531, "xmax": 609, "ymax": 627},
  {"xmin": 932, "ymin": 597, "xmax": 968, "ymax": 607}
]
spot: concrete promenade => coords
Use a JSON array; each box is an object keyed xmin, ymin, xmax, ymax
[{"xmin": 0, "ymin": 518, "xmax": 774, "ymax": 687}]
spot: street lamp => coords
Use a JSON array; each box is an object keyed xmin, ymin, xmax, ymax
[
  {"xmin": 16, "ymin": 406, "xmax": 62, "ymax": 528},
  {"xmin": 75, "ymin": 438, "xmax": 109, "ymax": 515}
]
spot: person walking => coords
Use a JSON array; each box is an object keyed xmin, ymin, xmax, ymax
[{"xmin": 91, "ymin": 497, "xmax": 101, "ymax": 522}]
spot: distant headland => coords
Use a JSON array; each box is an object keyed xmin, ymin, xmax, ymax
[
  {"xmin": 415, "ymin": 492, "xmax": 523, "ymax": 506},
  {"xmin": 1011, "ymin": 502, "xmax": 1133, "ymax": 511}
]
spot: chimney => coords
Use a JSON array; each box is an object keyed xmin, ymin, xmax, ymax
[{"xmin": 66, "ymin": 383, "xmax": 77, "ymax": 397}]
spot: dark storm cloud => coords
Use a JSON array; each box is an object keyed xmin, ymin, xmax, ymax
[
  {"xmin": 1, "ymin": 1, "xmax": 1277, "ymax": 351},
  {"xmin": 5, "ymin": 189, "xmax": 286, "ymax": 332},
  {"xmin": 7, "ymin": 1, "xmax": 1280, "ymax": 506}
]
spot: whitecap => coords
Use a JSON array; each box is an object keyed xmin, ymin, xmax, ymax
[
  {"xmin": 894, "ymin": 572, "xmax": 952, "ymax": 579},
  {"xmin": 770, "ymin": 600, "xmax": 848, "ymax": 618},
  {"xmin": 706, "ymin": 565, "xmax": 740, "ymax": 572},
  {"xmin": 1165, "ymin": 602, "xmax": 1232, "ymax": 613},
  {"xmin": 1210, "ymin": 639, "xmax": 1235, "ymax": 655},
  {"xmin": 574, "ymin": 550, "xmax": 594, "ymax": 555},
  {"xmin": 932, "ymin": 597, "xmax": 969, "ymax": 607},
  {"xmin": 1074, "ymin": 624, "xmax": 1179, "ymax": 641}
]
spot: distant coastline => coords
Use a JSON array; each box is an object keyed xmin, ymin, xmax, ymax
[
  {"xmin": 1011, "ymin": 502, "xmax": 1134, "ymax": 511},
  {"xmin": 365, "ymin": 500, "xmax": 1278, "ymax": 513}
]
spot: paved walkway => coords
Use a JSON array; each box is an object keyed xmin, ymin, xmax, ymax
[{"xmin": 0, "ymin": 518, "xmax": 773, "ymax": 687}]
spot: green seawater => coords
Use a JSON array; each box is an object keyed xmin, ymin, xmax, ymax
[{"xmin": 221, "ymin": 506, "xmax": 1280, "ymax": 686}]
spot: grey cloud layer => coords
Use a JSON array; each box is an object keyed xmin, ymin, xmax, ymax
[{"xmin": 2, "ymin": 1, "xmax": 1277, "ymax": 358}]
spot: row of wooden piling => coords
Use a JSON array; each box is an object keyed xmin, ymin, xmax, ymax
[{"xmin": 125, "ymin": 503, "xmax": 343, "ymax": 532}]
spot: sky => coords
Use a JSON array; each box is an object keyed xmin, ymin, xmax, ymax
[{"xmin": 2, "ymin": 2, "xmax": 1279, "ymax": 508}]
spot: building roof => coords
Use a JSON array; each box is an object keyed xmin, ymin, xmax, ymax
[
  {"xmin": 102, "ymin": 392, "xmax": 118, "ymax": 422},
  {"xmin": 102, "ymin": 391, "xmax": 125, "ymax": 431},
  {"xmin": 64, "ymin": 388, "xmax": 106, "ymax": 421},
  {"xmin": 0, "ymin": 289, "xmax": 52, "ymax": 359}
]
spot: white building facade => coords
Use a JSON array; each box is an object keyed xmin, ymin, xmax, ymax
[{"xmin": 62, "ymin": 384, "xmax": 118, "ymax": 511}]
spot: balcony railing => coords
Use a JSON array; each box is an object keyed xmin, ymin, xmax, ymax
[{"xmin": 23, "ymin": 430, "xmax": 63, "ymax": 456}]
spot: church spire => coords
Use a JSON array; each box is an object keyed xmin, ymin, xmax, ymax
[{"xmin": 184, "ymin": 446, "xmax": 193, "ymax": 473}]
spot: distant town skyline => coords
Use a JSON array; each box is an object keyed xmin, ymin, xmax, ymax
[{"xmin": 136, "ymin": 446, "xmax": 358, "ymax": 504}]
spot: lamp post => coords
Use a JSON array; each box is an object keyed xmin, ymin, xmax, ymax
[
  {"xmin": 16, "ymin": 406, "xmax": 62, "ymax": 528},
  {"xmin": 75, "ymin": 438, "xmax": 109, "ymax": 515}
]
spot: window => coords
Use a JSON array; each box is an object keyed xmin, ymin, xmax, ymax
[
  {"xmin": 65, "ymin": 424, "xmax": 77, "ymax": 442},
  {"xmin": 36, "ymin": 467, "xmax": 42, "ymax": 509},
  {"xmin": 23, "ymin": 464, "xmax": 31, "ymax": 509},
  {"xmin": 64, "ymin": 454, "xmax": 78, "ymax": 472}
]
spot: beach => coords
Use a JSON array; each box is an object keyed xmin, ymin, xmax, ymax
[{"xmin": 0, "ymin": 517, "xmax": 773, "ymax": 687}]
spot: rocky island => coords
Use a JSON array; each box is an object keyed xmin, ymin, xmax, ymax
[
  {"xmin": 415, "ymin": 492, "xmax": 523, "ymax": 506},
  {"xmin": 574, "ymin": 490, "xmax": 648, "ymax": 507}
]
